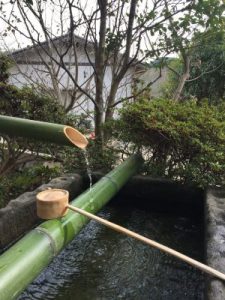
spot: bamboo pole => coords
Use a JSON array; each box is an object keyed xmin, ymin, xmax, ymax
[
  {"xmin": 0, "ymin": 115, "xmax": 88, "ymax": 148},
  {"xmin": 67, "ymin": 204, "xmax": 225, "ymax": 282}
]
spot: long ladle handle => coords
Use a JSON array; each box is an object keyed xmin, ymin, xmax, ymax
[{"xmin": 67, "ymin": 204, "xmax": 225, "ymax": 281}]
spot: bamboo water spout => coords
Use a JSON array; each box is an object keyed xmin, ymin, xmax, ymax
[
  {"xmin": 0, "ymin": 115, "xmax": 88, "ymax": 149},
  {"xmin": 0, "ymin": 154, "xmax": 143, "ymax": 300}
]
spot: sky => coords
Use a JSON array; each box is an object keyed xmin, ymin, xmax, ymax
[
  {"xmin": 0, "ymin": 0, "xmax": 176, "ymax": 54},
  {"xmin": 0, "ymin": 0, "xmax": 213, "ymax": 62}
]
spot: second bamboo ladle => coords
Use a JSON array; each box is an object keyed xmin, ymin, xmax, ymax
[{"xmin": 36, "ymin": 188, "xmax": 225, "ymax": 282}]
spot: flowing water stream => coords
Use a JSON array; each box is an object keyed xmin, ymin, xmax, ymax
[
  {"xmin": 19, "ymin": 205, "xmax": 204, "ymax": 300},
  {"xmin": 82, "ymin": 149, "xmax": 93, "ymax": 190}
]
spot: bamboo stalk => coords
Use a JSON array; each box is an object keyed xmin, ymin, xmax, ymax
[
  {"xmin": 67, "ymin": 204, "xmax": 225, "ymax": 282},
  {"xmin": 0, "ymin": 115, "xmax": 88, "ymax": 149}
]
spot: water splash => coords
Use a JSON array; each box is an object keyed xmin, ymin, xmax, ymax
[{"xmin": 82, "ymin": 148, "xmax": 92, "ymax": 190}]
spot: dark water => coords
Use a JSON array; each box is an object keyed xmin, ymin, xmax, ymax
[{"xmin": 19, "ymin": 205, "xmax": 204, "ymax": 300}]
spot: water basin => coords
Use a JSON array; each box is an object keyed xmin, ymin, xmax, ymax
[{"xmin": 19, "ymin": 204, "xmax": 204, "ymax": 300}]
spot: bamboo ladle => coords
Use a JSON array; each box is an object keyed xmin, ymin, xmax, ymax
[{"xmin": 36, "ymin": 189, "xmax": 225, "ymax": 282}]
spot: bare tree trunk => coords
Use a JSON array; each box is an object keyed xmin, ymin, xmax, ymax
[
  {"xmin": 173, "ymin": 56, "xmax": 191, "ymax": 101},
  {"xmin": 105, "ymin": 83, "xmax": 118, "ymax": 122},
  {"xmin": 105, "ymin": 0, "xmax": 137, "ymax": 122},
  {"xmin": 94, "ymin": 0, "xmax": 107, "ymax": 145},
  {"xmin": 94, "ymin": 104, "xmax": 104, "ymax": 139}
]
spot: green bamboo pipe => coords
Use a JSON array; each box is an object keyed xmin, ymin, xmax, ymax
[
  {"xmin": 0, "ymin": 154, "xmax": 143, "ymax": 300},
  {"xmin": 0, "ymin": 115, "xmax": 88, "ymax": 149}
]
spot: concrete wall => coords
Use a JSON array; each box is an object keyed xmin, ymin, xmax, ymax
[{"xmin": 205, "ymin": 188, "xmax": 225, "ymax": 300}]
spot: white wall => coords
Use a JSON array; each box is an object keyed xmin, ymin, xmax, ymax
[
  {"xmin": 139, "ymin": 67, "xmax": 169, "ymax": 98},
  {"xmin": 8, "ymin": 41, "xmax": 135, "ymax": 118}
]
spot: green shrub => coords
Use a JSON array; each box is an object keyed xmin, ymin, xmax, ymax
[
  {"xmin": 0, "ymin": 163, "xmax": 61, "ymax": 208},
  {"xmin": 0, "ymin": 53, "xmax": 12, "ymax": 83},
  {"xmin": 109, "ymin": 98, "xmax": 225, "ymax": 188},
  {"xmin": 0, "ymin": 84, "xmax": 67, "ymax": 122}
]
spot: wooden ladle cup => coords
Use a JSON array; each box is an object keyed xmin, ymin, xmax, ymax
[{"xmin": 36, "ymin": 189, "xmax": 69, "ymax": 219}]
